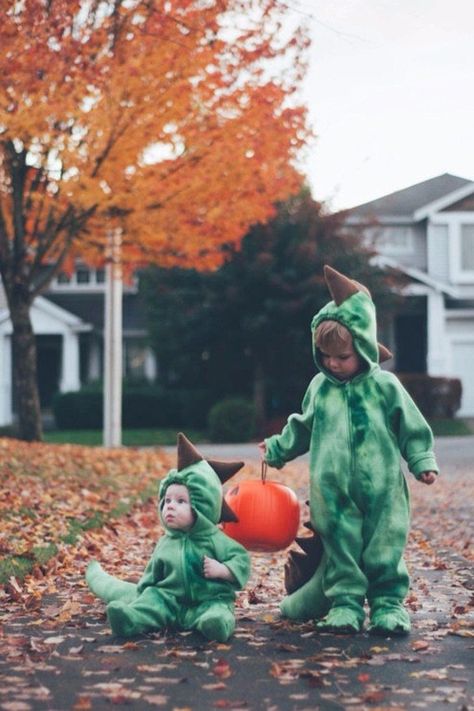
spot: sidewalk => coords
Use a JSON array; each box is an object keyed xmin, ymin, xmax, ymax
[{"xmin": 0, "ymin": 448, "xmax": 472, "ymax": 710}]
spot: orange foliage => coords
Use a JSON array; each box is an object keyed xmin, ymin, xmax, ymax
[
  {"xmin": 0, "ymin": 437, "xmax": 170, "ymax": 559},
  {"xmin": 0, "ymin": 0, "xmax": 310, "ymax": 276}
]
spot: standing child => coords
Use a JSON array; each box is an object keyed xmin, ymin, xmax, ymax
[
  {"xmin": 260, "ymin": 265, "xmax": 438, "ymax": 635},
  {"xmin": 86, "ymin": 433, "xmax": 250, "ymax": 642}
]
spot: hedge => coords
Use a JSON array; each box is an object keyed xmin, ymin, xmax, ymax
[
  {"xmin": 52, "ymin": 386, "xmax": 213, "ymax": 430},
  {"xmin": 397, "ymin": 373, "xmax": 462, "ymax": 418},
  {"xmin": 208, "ymin": 397, "xmax": 256, "ymax": 442}
]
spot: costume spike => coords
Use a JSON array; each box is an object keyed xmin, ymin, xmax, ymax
[
  {"xmin": 220, "ymin": 499, "xmax": 239, "ymax": 523},
  {"xmin": 284, "ymin": 527, "xmax": 324, "ymax": 595},
  {"xmin": 177, "ymin": 432, "xmax": 203, "ymax": 471},
  {"xmin": 324, "ymin": 265, "xmax": 360, "ymax": 305},
  {"xmin": 207, "ymin": 459, "xmax": 244, "ymax": 484},
  {"xmin": 378, "ymin": 343, "xmax": 393, "ymax": 362}
]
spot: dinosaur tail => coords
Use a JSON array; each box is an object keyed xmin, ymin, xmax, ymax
[{"xmin": 86, "ymin": 560, "xmax": 139, "ymax": 604}]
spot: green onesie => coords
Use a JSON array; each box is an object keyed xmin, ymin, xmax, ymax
[
  {"xmin": 86, "ymin": 437, "xmax": 250, "ymax": 642},
  {"xmin": 264, "ymin": 266, "xmax": 438, "ymax": 634}
]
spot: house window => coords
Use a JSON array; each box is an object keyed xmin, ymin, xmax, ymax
[
  {"xmin": 76, "ymin": 268, "xmax": 91, "ymax": 284},
  {"xmin": 379, "ymin": 226, "xmax": 413, "ymax": 254},
  {"xmin": 461, "ymin": 224, "xmax": 474, "ymax": 271}
]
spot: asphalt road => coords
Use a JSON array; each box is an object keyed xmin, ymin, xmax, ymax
[
  {"xmin": 0, "ymin": 435, "xmax": 472, "ymax": 710},
  {"xmin": 163, "ymin": 435, "xmax": 474, "ymax": 472}
]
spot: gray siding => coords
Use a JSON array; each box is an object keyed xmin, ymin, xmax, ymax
[
  {"xmin": 427, "ymin": 223, "xmax": 450, "ymax": 282},
  {"xmin": 369, "ymin": 224, "xmax": 426, "ymax": 270}
]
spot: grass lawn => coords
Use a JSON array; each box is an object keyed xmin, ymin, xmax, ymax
[
  {"xmin": 43, "ymin": 419, "xmax": 474, "ymax": 446},
  {"xmin": 44, "ymin": 428, "xmax": 208, "ymax": 447}
]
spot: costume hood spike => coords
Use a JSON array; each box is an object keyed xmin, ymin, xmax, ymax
[
  {"xmin": 324, "ymin": 264, "xmax": 360, "ymax": 305},
  {"xmin": 177, "ymin": 432, "xmax": 203, "ymax": 470},
  {"xmin": 378, "ymin": 343, "xmax": 393, "ymax": 362},
  {"xmin": 207, "ymin": 459, "xmax": 245, "ymax": 484}
]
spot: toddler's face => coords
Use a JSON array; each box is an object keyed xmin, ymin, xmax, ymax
[
  {"xmin": 319, "ymin": 342, "xmax": 362, "ymax": 380},
  {"xmin": 162, "ymin": 484, "xmax": 194, "ymax": 530}
]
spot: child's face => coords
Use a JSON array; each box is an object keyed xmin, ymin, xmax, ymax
[
  {"xmin": 162, "ymin": 484, "xmax": 194, "ymax": 530},
  {"xmin": 319, "ymin": 342, "xmax": 362, "ymax": 381}
]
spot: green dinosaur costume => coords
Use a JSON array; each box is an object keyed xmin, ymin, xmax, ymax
[
  {"xmin": 264, "ymin": 266, "xmax": 438, "ymax": 635},
  {"xmin": 86, "ymin": 434, "xmax": 250, "ymax": 642}
]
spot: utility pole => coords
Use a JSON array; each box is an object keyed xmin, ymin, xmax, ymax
[{"xmin": 103, "ymin": 229, "xmax": 123, "ymax": 447}]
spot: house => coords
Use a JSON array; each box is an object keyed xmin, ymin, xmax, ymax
[
  {"xmin": 1, "ymin": 171, "xmax": 473, "ymax": 427},
  {"xmin": 345, "ymin": 173, "xmax": 474, "ymax": 416},
  {"xmin": 0, "ymin": 266, "xmax": 156, "ymax": 427}
]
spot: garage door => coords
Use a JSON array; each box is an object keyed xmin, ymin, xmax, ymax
[{"xmin": 451, "ymin": 341, "xmax": 474, "ymax": 417}]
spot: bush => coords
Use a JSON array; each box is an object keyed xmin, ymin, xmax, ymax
[
  {"xmin": 397, "ymin": 374, "xmax": 462, "ymax": 418},
  {"xmin": 53, "ymin": 390, "xmax": 103, "ymax": 429},
  {"xmin": 208, "ymin": 397, "xmax": 256, "ymax": 443}
]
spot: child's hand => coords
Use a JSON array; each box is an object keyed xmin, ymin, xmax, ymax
[
  {"xmin": 258, "ymin": 441, "xmax": 267, "ymax": 458},
  {"xmin": 202, "ymin": 556, "xmax": 235, "ymax": 582},
  {"xmin": 419, "ymin": 471, "xmax": 437, "ymax": 485}
]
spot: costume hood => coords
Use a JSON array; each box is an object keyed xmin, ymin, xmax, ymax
[
  {"xmin": 311, "ymin": 265, "xmax": 392, "ymax": 381},
  {"xmin": 159, "ymin": 433, "xmax": 243, "ymax": 530}
]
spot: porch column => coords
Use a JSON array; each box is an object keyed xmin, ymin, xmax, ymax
[
  {"xmin": 0, "ymin": 334, "xmax": 13, "ymax": 426},
  {"xmin": 60, "ymin": 331, "xmax": 81, "ymax": 392},
  {"xmin": 426, "ymin": 290, "xmax": 447, "ymax": 375}
]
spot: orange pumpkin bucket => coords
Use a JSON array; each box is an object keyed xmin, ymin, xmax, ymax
[{"xmin": 222, "ymin": 462, "xmax": 300, "ymax": 552}]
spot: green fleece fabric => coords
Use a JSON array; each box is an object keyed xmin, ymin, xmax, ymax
[
  {"xmin": 86, "ymin": 460, "xmax": 250, "ymax": 641},
  {"xmin": 265, "ymin": 290, "xmax": 438, "ymax": 632}
]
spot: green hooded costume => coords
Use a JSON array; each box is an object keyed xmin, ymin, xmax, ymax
[
  {"xmin": 86, "ymin": 434, "xmax": 250, "ymax": 642},
  {"xmin": 264, "ymin": 266, "xmax": 438, "ymax": 635}
]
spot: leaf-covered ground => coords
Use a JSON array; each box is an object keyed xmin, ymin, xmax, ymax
[
  {"xmin": 0, "ymin": 438, "xmax": 171, "ymax": 584},
  {"xmin": 0, "ymin": 444, "xmax": 473, "ymax": 710}
]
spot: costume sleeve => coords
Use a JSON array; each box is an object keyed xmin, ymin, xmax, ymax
[
  {"xmin": 215, "ymin": 532, "xmax": 251, "ymax": 590},
  {"xmin": 136, "ymin": 541, "xmax": 165, "ymax": 593},
  {"xmin": 264, "ymin": 376, "xmax": 318, "ymax": 468},
  {"xmin": 379, "ymin": 373, "xmax": 439, "ymax": 479}
]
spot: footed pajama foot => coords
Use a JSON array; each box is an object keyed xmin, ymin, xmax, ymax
[
  {"xmin": 107, "ymin": 601, "xmax": 146, "ymax": 637},
  {"xmin": 194, "ymin": 606, "xmax": 235, "ymax": 643},
  {"xmin": 198, "ymin": 615, "xmax": 234, "ymax": 643},
  {"xmin": 315, "ymin": 606, "xmax": 363, "ymax": 634},
  {"xmin": 369, "ymin": 606, "xmax": 410, "ymax": 636}
]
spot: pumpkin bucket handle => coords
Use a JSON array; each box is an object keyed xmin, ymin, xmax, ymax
[{"xmin": 261, "ymin": 460, "xmax": 267, "ymax": 484}]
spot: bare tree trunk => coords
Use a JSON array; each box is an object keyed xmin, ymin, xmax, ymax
[
  {"xmin": 9, "ymin": 296, "xmax": 43, "ymax": 441},
  {"xmin": 253, "ymin": 360, "xmax": 266, "ymax": 437}
]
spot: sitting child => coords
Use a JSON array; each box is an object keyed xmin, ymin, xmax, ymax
[{"xmin": 86, "ymin": 433, "xmax": 250, "ymax": 642}]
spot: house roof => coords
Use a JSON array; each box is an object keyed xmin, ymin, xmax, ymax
[
  {"xmin": 46, "ymin": 292, "xmax": 148, "ymax": 336},
  {"xmin": 346, "ymin": 173, "xmax": 473, "ymax": 221}
]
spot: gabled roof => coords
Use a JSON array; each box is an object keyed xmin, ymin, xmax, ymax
[
  {"xmin": 0, "ymin": 294, "xmax": 92, "ymax": 331},
  {"xmin": 346, "ymin": 173, "xmax": 474, "ymax": 222}
]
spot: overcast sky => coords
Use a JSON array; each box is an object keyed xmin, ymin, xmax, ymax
[{"xmin": 295, "ymin": 0, "xmax": 474, "ymax": 210}]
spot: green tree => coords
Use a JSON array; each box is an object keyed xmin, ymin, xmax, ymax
[{"xmin": 142, "ymin": 191, "xmax": 402, "ymax": 431}]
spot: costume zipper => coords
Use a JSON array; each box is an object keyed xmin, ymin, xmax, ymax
[
  {"xmin": 345, "ymin": 383, "xmax": 355, "ymax": 477},
  {"xmin": 181, "ymin": 538, "xmax": 192, "ymax": 603}
]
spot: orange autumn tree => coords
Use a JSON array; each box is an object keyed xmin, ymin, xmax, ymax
[{"xmin": 0, "ymin": 0, "xmax": 310, "ymax": 442}]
